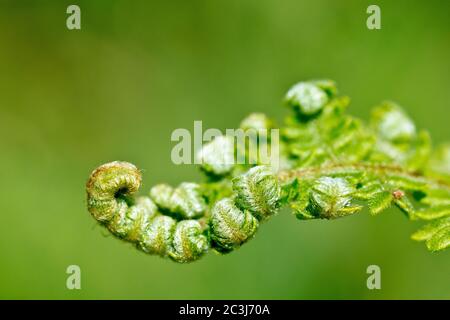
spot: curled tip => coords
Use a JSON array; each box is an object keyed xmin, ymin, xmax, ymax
[
  {"xmin": 197, "ymin": 135, "xmax": 235, "ymax": 176},
  {"xmin": 428, "ymin": 144, "xmax": 450, "ymax": 177},
  {"xmin": 210, "ymin": 198, "xmax": 259, "ymax": 253},
  {"xmin": 285, "ymin": 81, "xmax": 329, "ymax": 116},
  {"xmin": 240, "ymin": 113, "xmax": 274, "ymax": 132},
  {"xmin": 233, "ymin": 165, "xmax": 281, "ymax": 220},
  {"xmin": 86, "ymin": 161, "xmax": 142, "ymax": 196},
  {"xmin": 86, "ymin": 161, "xmax": 142, "ymax": 222},
  {"xmin": 310, "ymin": 79, "xmax": 337, "ymax": 98},
  {"xmin": 371, "ymin": 102, "xmax": 416, "ymax": 143},
  {"xmin": 309, "ymin": 177, "xmax": 358, "ymax": 219}
]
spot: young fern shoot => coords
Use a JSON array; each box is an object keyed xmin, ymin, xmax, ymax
[{"xmin": 86, "ymin": 80, "xmax": 450, "ymax": 263}]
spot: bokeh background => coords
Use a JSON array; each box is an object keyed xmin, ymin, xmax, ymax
[{"xmin": 0, "ymin": 0, "xmax": 449, "ymax": 299}]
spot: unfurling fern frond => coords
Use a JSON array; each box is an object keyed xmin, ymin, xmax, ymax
[{"xmin": 86, "ymin": 80, "xmax": 450, "ymax": 263}]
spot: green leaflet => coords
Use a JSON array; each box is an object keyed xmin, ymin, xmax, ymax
[
  {"xmin": 394, "ymin": 196, "xmax": 415, "ymax": 218},
  {"xmin": 420, "ymin": 197, "xmax": 450, "ymax": 206},
  {"xmin": 413, "ymin": 206, "xmax": 450, "ymax": 220},
  {"xmin": 280, "ymin": 178, "xmax": 300, "ymax": 205},
  {"xmin": 85, "ymin": 79, "xmax": 450, "ymax": 263},
  {"xmin": 425, "ymin": 227, "xmax": 450, "ymax": 252},
  {"xmin": 368, "ymin": 191, "xmax": 393, "ymax": 215},
  {"xmin": 352, "ymin": 181, "xmax": 384, "ymax": 200},
  {"xmin": 411, "ymin": 217, "xmax": 450, "ymax": 252},
  {"xmin": 384, "ymin": 174, "xmax": 428, "ymax": 191},
  {"xmin": 283, "ymin": 95, "xmax": 375, "ymax": 168},
  {"xmin": 411, "ymin": 217, "xmax": 450, "ymax": 241},
  {"xmin": 292, "ymin": 188, "xmax": 315, "ymax": 219}
]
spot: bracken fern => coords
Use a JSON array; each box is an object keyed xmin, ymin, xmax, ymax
[{"xmin": 86, "ymin": 80, "xmax": 450, "ymax": 263}]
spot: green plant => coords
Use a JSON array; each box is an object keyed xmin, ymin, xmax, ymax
[{"xmin": 86, "ymin": 80, "xmax": 450, "ymax": 263}]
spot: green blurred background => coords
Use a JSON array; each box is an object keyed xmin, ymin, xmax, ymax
[{"xmin": 0, "ymin": 0, "xmax": 449, "ymax": 299}]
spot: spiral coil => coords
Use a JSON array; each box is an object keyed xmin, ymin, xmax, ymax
[{"xmin": 86, "ymin": 162, "xmax": 281, "ymax": 262}]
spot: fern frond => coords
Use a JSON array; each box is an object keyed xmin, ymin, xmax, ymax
[
  {"xmin": 411, "ymin": 217, "xmax": 450, "ymax": 252},
  {"xmin": 367, "ymin": 191, "xmax": 393, "ymax": 215},
  {"xmin": 86, "ymin": 79, "xmax": 450, "ymax": 262},
  {"xmin": 413, "ymin": 206, "xmax": 450, "ymax": 220}
]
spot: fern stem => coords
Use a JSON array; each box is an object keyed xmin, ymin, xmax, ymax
[{"xmin": 277, "ymin": 162, "xmax": 450, "ymax": 190}]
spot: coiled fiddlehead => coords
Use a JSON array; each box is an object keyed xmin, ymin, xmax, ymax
[
  {"xmin": 86, "ymin": 80, "xmax": 450, "ymax": 262},
  {"xmin": 86, "ymin": 162, "xmax": 209, "ymax": 262},
  {"xmin": 86, "ymin": 162, "xmax": 281, "ymax": 261},
  {"xmin": 209, "ymin": 198, "xmax": 259, "ymax": 253}
]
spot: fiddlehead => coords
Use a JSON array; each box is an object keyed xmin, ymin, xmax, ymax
[
  {"xmin": 149, "ymin": 182, "xmax": 207, "ymax": 219},
  {"xmin": 86, "ymin": 80, "xmax": 450, "ymax": 262},
  {"xmin": 197, "ymin": 135, "xmax": 235, "ymax": 177},
  {"xmin": 86, "ymin": 162, "xmax": 209, "ymax": 262},
  {"xmin": 232, "ymin": 166, "xmax": 281, "ymax": 220},
  {"xmin": 209, "ymin": 198, "xmax": 259, "ymax": 253}
]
